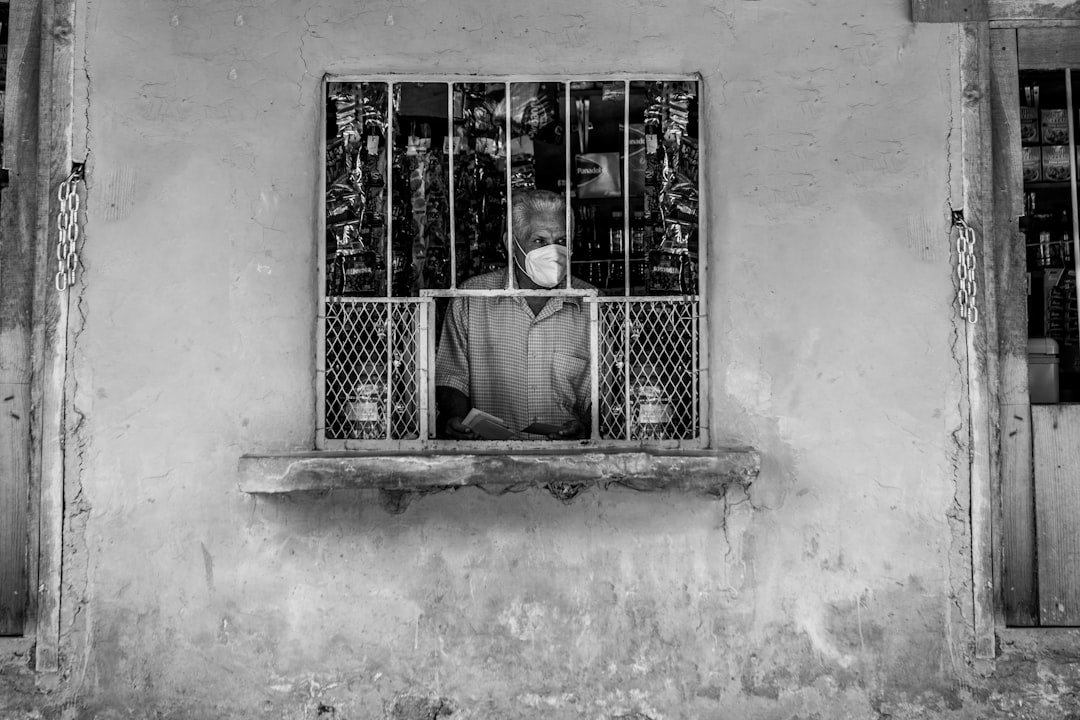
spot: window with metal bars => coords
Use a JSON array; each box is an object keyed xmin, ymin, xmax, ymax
[{"xmin": 319, "ymin": 75, "xmax": 705, "ymax": 449}]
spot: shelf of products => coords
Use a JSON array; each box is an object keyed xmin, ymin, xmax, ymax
[{"xmin": 1020, "ymin": 69, "xmax": 1080, "ymax": 401}]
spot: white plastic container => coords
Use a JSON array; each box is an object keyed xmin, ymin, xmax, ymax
[{"xmin": 1028, "ymin": 338, "xmax": 1060, "ymax": 404}]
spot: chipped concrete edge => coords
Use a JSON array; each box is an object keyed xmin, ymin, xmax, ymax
[{"xmin": 236, "ymin": 447, "xmax": 761, "ymax": 497}]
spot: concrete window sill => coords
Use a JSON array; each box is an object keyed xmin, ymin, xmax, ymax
[{"xmin": 237, "ymin": 446, "xmax": 760, "ymax": 508}]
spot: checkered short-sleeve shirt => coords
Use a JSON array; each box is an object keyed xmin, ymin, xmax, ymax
[{"xmin": 435, "ymin": 269, "xmax": 593, "ymax": 434}]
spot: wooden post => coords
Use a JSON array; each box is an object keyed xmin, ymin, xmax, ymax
[
  {"xmin": 31, "ymin": 0, "xmax": 78, "ymax": 672},
  {"xmin": 0, "ymin": 0, "xmax": 42, "ymax": 638},
  {"xmin": 958, "ymin": 21, "xmax": 998, "ymax": 659},
  {"xmin": 989, "ymin": 28, "xmax": 1039, "ymax": 626}
]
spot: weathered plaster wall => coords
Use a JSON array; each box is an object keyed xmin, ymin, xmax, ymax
[{"xmin": 7, "ymin": 0, "xmax": 1071, "ymax": 718}]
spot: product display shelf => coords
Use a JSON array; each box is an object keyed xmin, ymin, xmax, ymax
[{"xmin": 1020, "ymin": 68, "xmax": 1080, "ymax": 402}]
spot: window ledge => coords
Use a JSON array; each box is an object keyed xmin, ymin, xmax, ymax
[{"xmin": 237, "ymin": 446, "xmax": 759, "ymax": 506}]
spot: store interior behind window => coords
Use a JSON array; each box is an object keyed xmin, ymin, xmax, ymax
[{"xmin": 1020, "ymin": 70, "xmax": 1080, "ymax": 403}]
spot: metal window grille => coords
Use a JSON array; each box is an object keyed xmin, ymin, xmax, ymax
[
  {"xmin": 319, "ymin": 75, "xmax": 706, "ymax": 450},
  {"xmin": 322, "ymin": 298, "xmax": 423, "ymax": 442},
  {"xmin": 595, "ymin": 297, "xmax": 699, "ymax": 442}
]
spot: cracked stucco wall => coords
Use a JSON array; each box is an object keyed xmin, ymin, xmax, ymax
[{"xmin": 2, "ymin": 1, "xmax": 1077, "ymax": 718}]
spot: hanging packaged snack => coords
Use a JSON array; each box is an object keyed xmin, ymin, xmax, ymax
[
  {"xmin": 340, "ymin": 247, "xmax": 381, "ymax": 296},
  {"xmin": 647, "ymin": 246, "xmax": 684, "ymax": 294},
  {"xmin": 452, "ymin": 83, "xmax": 508, "ymax": 283},
  {"xmin": 637, "ymin": 81, "xmax": 699, "ymax": 295},
  {"xmin": 680, "ymin": 251, "xmax": 699, "ymax": 295},
  {"xmin": 387, "ymin": 84, "xmax": 453, "ymax": 295},
  {"xmin": 423, "ymin": 151, "xmax": 451, "ymax": 289},
  {"xmin": 327, "ymin": 253, "xmax": 345, "ymax": 297},
  {"xmin": 324, "ymin": 82, "xmax": 391, "ymax": 298},
  {"xmin": 576, "ymin": 152, "xmax": 622, "ymax": 198},
  {"xmin": 521, "ymin": 84, "xmax": 558, "ymax": 138},
  {"xmin": 511, "ymin": 150, "xmax": 536, "ymax": 190},
  {"xmin": 627, "ymin": 123, "xmax": 647, "ymax": 196}
]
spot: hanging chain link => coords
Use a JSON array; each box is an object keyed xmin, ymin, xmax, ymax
[
  {"xmin": 55, "ymin": 165, "xmax": 85, "ymax": 292},
  {"xmin": 954, "ymin": 214, "xmax": 978, "ymax": 324}
]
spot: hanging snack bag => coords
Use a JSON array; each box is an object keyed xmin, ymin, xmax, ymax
[
  {"xmin": 576, "ymin": 152, "xmax": 622, "ymax": 198},
  {"xmin": 626, "ymin": 124, "xmax": 647, "ymax": 196}
]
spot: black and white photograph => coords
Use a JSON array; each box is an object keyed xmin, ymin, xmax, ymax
[{"xmin": 1, "ymin": 1, "xmax": 1079, "ymax": 718}]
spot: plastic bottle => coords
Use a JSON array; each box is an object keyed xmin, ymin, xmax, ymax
[
  {"xmin": 610, "ymin": 211, "xmax": 624, "ymax": 256},
  {"xmin": 348, "ymin": 362, "xmax": 387, "ymax": 439},
  {"xmin": 630, "ymin": 362, "xmax": 671, "ymax": 440}
]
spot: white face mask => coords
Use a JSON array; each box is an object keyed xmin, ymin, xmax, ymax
[{"xmin": 522, "ymin": 243, "xmax": 567, "ymax": 288}]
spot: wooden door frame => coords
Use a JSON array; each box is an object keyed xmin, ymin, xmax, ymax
[
  {"xmin": 0, "ymin": 0, "xmax": 78, "ymax": 672},
  {"xmin": 921, "ymin": 0, "xmax": 1080, "ymax": 658},
  {"xmin": 953, "ymin": 21, "xmax": 999, "ymax": 661},
  {"xmin": 939, "ymin": 9, "xmax": 1080, "ymax": 665},
  {"xmin": 990, "ymin": 26, "xmax": 1080, "ymax": 632},
  {"xmin": 987, "ymin": 26, "xmax": 1034, "ymax": 631}
]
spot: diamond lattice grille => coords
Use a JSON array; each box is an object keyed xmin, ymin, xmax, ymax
[
  {"xmin": 325, "ymin": 301, "xmax": 420, "ymax": 440},
  {"xmin": 598, "ymin": 299, "xmax": 698, "ymax": 441}
]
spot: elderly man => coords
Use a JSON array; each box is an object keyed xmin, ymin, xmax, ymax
[{"xmin": 435, "ymin": 189, "xmax": 593, "ymax": 440}]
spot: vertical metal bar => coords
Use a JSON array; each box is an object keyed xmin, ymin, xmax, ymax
[
  {"xmin": 1067, "ymin": 69, "xmax": 1080, "ymax": 353},
  {"xmin": 384, "ymin": 83, "xmax": 396, "ymax": 438},
  {"xmin": 505, "ymin": 81, "xmax": 514, "ymax": 288},
  {"xmin": 623, "ymin": 79, "xmax": 631, "ymax": 296},
  {"xmin": 693, "ymin": 76, "xmax": 708, "ymax": 445},
  {"xmin": 589, "ymin": 297, "xmax": 600, "ymax": 440},
  {"xmin": 565, "ymin": 82, "xmax": 573, "ymax": 290},
  {"xmin": 427, "ymin": 298, "xmax": 438, "ymax": 437},
  {"xmin": 418, "ymin": 299, "xmax": 430, "ymax": 440},
  {"xmin": 316, "ymin": 308, "xmax": 328, "ymax": 447},
  {"xmin": 386, "ymin": 82, "xmax": 394, "ymax": 298},
  {"xmin": 694, "ymin": 77, "xmax": 705, "ymax": 300},
  {"xmin": 691, "ymin": 300, "xmax": 698, "ymax": 439},
  {"xmin": 623, "ymin": 299, "xmax": 632, "ymax": 440},
  {"xmin": 385, "ymin": 303, "xmax": 395, "ymax": 439},
  {"xmin": 316, "ymin": 78, "xmax": 330, "ymax": 449},
  {"xmin": 447, "ymin": 82, "xmax": 457, "ymax": 290}
]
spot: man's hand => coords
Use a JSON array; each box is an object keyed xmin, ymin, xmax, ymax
[
  {"xmin": 437, "ymin": 386, "xmax": 477, "ymax": 439},
  {"xmin": 547, "ymin": 418, "xmax": 588, "ymax": 440},
  {"xmin": 445, "ymin": 417, "xmax": 480, "ymax": 440}
]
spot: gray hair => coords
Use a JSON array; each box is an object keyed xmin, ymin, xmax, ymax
[{"xmin": 511, "ymin": 189, "xmax": 566, "ymax": 242}]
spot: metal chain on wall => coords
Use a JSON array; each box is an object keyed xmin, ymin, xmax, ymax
[
  {"xmin": 55, "ymin": 164, "xmax": 84, "ymax": 291},
  {"xmin": 955, "ymin": 213, "xmax": 978, "ymax": 324}
]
